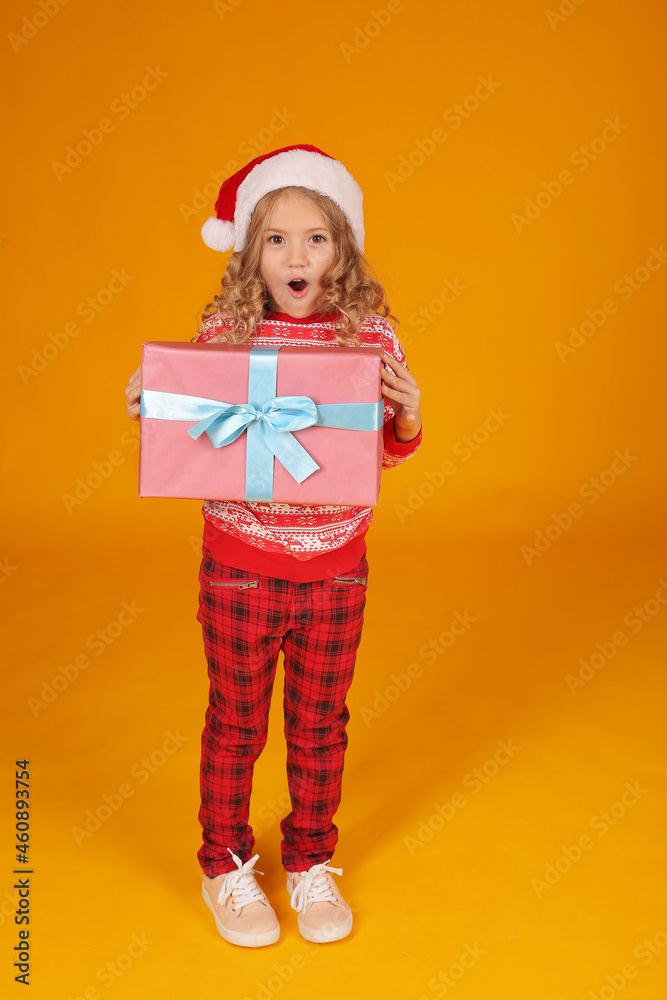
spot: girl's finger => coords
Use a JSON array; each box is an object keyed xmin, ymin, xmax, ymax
[
  {"xmin": 383, "ymin": 388, "xmax": 417, "ymax": 406},
  {"xmin": 383, "ymin": 379, "xmax": 418, "ymax": 397},
  {"xmin": 382, "ymin": 352, "xmax": 405, "ymax": 373},
  {"xmin": 381, "ymin": 366, "xmax": 416, "ymax": 388},
  {"xmin": 385, "ymin": 378, "xmax": 417, "ymax": 397},
  {"xmin": 381, "ymin": 372, "xmax": 409, "ymax": 391}
]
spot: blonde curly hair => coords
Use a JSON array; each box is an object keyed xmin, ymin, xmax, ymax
[{"xmin": 196, "ymin": 186, "xmax": 398, "ymax": 347}]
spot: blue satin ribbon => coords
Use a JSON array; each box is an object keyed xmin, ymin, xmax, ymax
[{"xmin": 140, "ymin": 346, "xmax": 383, "ymax": 501}]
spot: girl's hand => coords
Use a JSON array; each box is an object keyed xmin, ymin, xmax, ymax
[
  {"xmin": 380, "ymin": 352, "xmax": 422, "ymax": 442},
  {"xmin": 125, "ymin": 364, "xmax": 142, "ymax": 420}
]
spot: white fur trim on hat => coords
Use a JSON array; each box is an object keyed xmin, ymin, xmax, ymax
[
  {"xmin": 201, "ymin": 217, "xmax": 236, "ymax": 253},
  {"xmin": 233, "ymin": 149, "xmax": 364, "ymax": 253}
]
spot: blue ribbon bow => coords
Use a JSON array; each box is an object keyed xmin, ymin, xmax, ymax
[{"xmin": 140, "ymin": 346, "xmax": 383, "ymax": 501}]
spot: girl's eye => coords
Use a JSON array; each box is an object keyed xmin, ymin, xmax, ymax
[{"xmin": 266, "ymin": 233, "xmax": 327, "ymax": 244}]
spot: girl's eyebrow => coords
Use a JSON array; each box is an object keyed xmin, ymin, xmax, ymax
[{"xmin": 266, "ymin": 226, "xmax": 330, "ymax": 233}]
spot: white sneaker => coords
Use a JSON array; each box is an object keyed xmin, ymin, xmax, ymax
[
  {"xmin": 286, "ymin": 860, "xmax": 353, "ymax": 943},
  {"xmin": 202, "ymin": 848, "xmax": 280, "ymax": 947}
]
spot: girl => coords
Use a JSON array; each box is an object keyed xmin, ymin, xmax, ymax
[{"xmin": 125, "ymin": 144, "xmax": 422, "ymax": 948}]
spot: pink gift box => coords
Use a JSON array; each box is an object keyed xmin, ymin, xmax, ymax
[{"xmin": 138, "ymin": 341, "xmax": 386, "ymax": 505}]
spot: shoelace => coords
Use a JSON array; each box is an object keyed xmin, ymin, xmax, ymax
[
  {"xmin": 217, "ymin": 849, "xmax": 266, "ymax": 908},
  {"xmin": 289, "ymin": 860, "xmax": 344, "ymax": 913}
]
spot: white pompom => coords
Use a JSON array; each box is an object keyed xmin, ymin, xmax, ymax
[{"xmin": 201, "ymin": 217, "xmax": 236, "ymax": 252}]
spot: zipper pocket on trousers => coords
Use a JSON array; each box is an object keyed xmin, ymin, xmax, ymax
[
  {"xmin": 208, "ymin": 579, "xmax": 259, "ymax": 590},
  {"xmin": 333, "ymin": 575, "xmax": 368, "ymax": 586}
]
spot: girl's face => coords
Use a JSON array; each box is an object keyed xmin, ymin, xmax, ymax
[{"xmin": 259, "ymin": 190, "xmax": 337, "ymax": 317}]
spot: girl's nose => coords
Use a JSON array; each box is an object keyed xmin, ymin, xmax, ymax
[{"xmin": 286, "ymin": 241, "xmax": 307, "ymax": 265}]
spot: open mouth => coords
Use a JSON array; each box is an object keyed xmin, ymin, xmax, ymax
[{"xmin": 287, "ymin": 278, "xmax": 309, "ymax": 297}]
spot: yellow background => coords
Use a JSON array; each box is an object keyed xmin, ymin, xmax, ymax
[{"xmin": 2, "ymin": 0, "xmax": 666, "ymax": 997}]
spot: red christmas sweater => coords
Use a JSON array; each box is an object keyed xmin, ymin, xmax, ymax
[{"xmin": 195, "ymin": 308, "xmax": 422, "ymax": 581}]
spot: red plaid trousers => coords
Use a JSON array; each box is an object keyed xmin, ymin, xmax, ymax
[{"xmin": 196, "ymin": 545, "xmax": 368, "ymax": 876}]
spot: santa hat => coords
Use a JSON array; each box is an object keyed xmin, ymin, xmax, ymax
[{"xmin": 200, "ymin": 143, "xmax": 365, "ymax": 254}]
